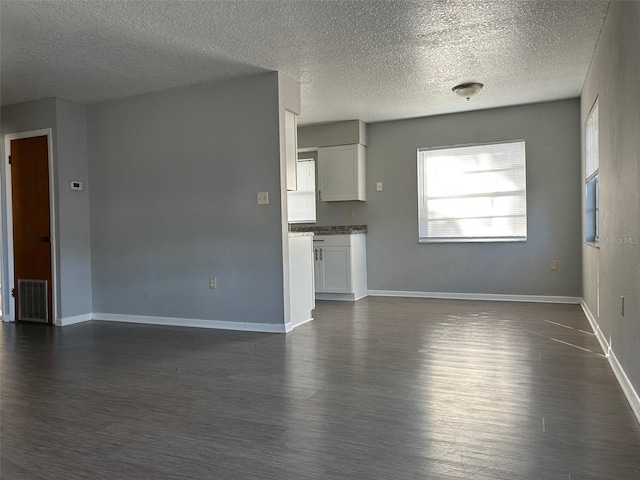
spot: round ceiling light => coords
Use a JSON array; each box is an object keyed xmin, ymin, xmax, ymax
[{"xmin": 452, "ymin": 82, "xmax": 484, "ymax": 100}]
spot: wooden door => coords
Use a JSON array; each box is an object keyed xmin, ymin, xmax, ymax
[{"xmin": 11, "ymin": 136, "xmax": 53, "ymax": 323}]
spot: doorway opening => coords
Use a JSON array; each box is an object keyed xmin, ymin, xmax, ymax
[{"xmin": 3, "ymin": 129, "xmax": 57, "ymax": 324}]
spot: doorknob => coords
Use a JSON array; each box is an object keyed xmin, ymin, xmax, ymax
[{"xmin": 40, "ymin": 237, "xmax": 50, "ymax": 243}]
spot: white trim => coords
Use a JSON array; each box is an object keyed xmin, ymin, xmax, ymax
[
  {"xmin": 284, "ymin": 316, "xmax": 314, "ymax": 333},
  {"xmin": 93, "ymin": 313, "xmax": 286, "ymax": 334},
  {"xmin": 580, "ymin": 300, "xmax": 609, "ymax": 355},
  {"xmin": 4, "ymin": 129, "xmax": 58, "ymax": 323},
  {"xmin": 580, "ymin": 300, "xmax": 640, "ymax": 426},
  {"xmin": 279, "ymin": 96, "xmax": 292, "ymax": 332},
  {"xmin": 316, "ymin": 292, "xmax": 367, "ymax": 302},
  {"xmin": 368, "ymin": 290, "xmax": 581, "ymax": 304},
  {"xmin": 608, "ymin": 348, "xmax": 640, "ymax": 425},
  {"xmin": 58, "ymin": 313, "xmax": 92, "ymax": 326},
  {"xmin": 297, "ymin": 147, "xmax": 318, "ymax": 153}
]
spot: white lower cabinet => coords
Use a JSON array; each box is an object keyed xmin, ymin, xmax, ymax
[
  {"xmin": 288, "ymin": 233, "xmax": 315, "ymax": 330},
  {"xmin": 316, "ymin": 246, "xmax": 351, "ymax": 293},
  {"xmin": 313, "ymin": 234, "xmax": 367, "ymax": 301}
]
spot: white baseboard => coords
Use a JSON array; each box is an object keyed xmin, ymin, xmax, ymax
[
  {"xmin": 92, "ymin": 313, "xmax": 286, "ymax": 334},
  {"xmin": 368, "ymin": 290, "xmax": 581, "ymax": 304},
  {"xmin": 316, "ymin": 293, "xmax": 357, "ymax": 302},
  {"xmin": 58, "ymin": 313, "xmax": 93, "ymax": 326},
  {"xmin": 284, "ymin": 316, "xmax": 314, "ymax": 333},
  {"xmin": 580, "ymin": 300, "xmax": 609, "ymax": 355},
  {"xmin": 609, "ymin": 348, "xmax": 640, "ymax": 425},
  {"xmin": 580, "ymin": 301, "xmax": 640, "ymax": 426}
]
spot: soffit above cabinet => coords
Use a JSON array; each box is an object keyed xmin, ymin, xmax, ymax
[{"xmin": 298, "ymin": 120, "xmax": 367, "ymax": 149}]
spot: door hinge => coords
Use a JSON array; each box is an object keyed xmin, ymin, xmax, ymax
[
  {"xmin": 8, "ymin": 155, "xmax": 11, "ymax": 165},
  {"xmin": 11, "ymin": 288, "xmax": 15, "ymax": 298}
]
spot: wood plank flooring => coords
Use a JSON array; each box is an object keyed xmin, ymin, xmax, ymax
[{"xmin": 2, "ymin": 298, "xmax": 639, "ymax": 479}]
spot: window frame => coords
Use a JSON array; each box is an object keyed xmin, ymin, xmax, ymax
[
  {"xmin": 584, "ymin": 97, "xmax": 599, "ymax": 247},
  {"xmin": 287, "ymin": 151, "xmax": 317, "ymax": 224},
  {"xmin": 417, "ymin": 139, "xmax": 528, "ymax": 244}
]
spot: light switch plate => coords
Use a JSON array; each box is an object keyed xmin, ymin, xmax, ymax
[
  {"xmin": 257, "ymin": 192, "xmax": 269, "ymax": 205},
  {"xmin": 376, "ymin": 181, "xmax": 383, "ymax": 192},
  {"xmin": 70, "ymin": 181, "xmax": 84, "ymax": 191}
]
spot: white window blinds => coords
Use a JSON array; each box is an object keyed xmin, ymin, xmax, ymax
[
  {"xmin": 287, "ymin": 158, "xmax": 316, "ymax": 224},
  {"xmin": 417, "ymin": 140, "xmax": 527, "ymax": 242}
]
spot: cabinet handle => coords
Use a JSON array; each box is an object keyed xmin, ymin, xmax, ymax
[
  {"xmin": 318, "ymin": 189, "xmax": 322, "ymax": 201},
  {"xmin": 320, "ymin": 248, "xmax": 323, "ymax": 260},
  {"xmin": 315, "ymin": 248, "xmax": 318, "ymax": 261}
]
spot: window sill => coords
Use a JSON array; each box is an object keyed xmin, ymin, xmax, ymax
[{"xmin": 419, "ymin": 238, "xmax": 527, "ymax": 244}]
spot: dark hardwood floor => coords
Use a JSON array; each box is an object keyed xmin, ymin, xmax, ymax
[{"xmin": 2, "ymin": 297, "xmax": 639, "ymax": 479}]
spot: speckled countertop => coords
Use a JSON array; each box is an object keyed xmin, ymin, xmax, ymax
[{"xmin": 289, "ymin": 225, "xmax": 368, "ymax": 235}]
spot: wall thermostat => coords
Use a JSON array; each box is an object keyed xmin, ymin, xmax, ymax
[{"xmin": 70, "ymin": 181, "xmax": 84, "ymax": 191}]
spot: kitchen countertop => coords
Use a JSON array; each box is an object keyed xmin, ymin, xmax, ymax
[
  {"xmin": 289, "ymin": 225, "xmax": 368, "ymax": 235},
  {"xmin": 288, "ymin": 231, "xmax": 314, "ymax": 238}
]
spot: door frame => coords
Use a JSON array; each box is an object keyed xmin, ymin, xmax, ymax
[{"xmin": 3, "ymin": 129, "xmax": 58, "ymax": 324}]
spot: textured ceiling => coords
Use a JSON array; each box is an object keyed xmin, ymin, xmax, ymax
[{"xmin": 1, "ymin": 0, "xmax": 609, "ymax": 125}]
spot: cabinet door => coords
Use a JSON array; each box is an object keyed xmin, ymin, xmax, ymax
[
  {"xmin": 313, "ymin": 247, "xmax": 322, "ymax": 292},
  {"xmin": 317, "ymin": 246, "xmax": 351, "ymax": 293},
  {"xmin": 318, "ymin": 145, "xmax": 358, "ymax": 201}
]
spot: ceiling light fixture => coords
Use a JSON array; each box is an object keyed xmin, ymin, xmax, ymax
[{"xmin": 452, "ymin": 82, "xmax": 484, "ymax": 101}]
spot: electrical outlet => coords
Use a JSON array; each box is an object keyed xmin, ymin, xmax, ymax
[
  {"xmin": 550, "ymin": 260, "xmax": 557, "ymax": 271},
  {"xmin": 209, "ymin": 277, "xmax": 216, "ymax": 289},
  {"xmin": 347, "ymin": 210, "xmax": 355, "ymax": 219},
  {"xmin": 376, "ymin": 181, "xmax": 383, "ymax": 192},
  {"xmin": 621, "ymin": 296, "xmax": 625, "ymax": 316},
  {"xmin": 257, "ymin": 192, "xmax": 269, "ymax": 205}
]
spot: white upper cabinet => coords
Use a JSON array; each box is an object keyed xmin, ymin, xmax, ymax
[
  {"xmin": 318, "ymin": 144, "xmax": 366, "ymax": 201},
  {"xmin": 285, "ymin": 110, "xmax": 298, "ymax": 191}
]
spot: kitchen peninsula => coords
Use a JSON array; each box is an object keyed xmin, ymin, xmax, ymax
[{"xmin": 290, "ymin": 225, "xmax": 368, "ymax": 302}]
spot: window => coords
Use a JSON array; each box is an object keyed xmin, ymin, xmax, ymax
[
  {"xmin": 287, "ymin": 153, "xmax": 316, "ymax": 223},
  {"xmin": 417, "ymin": 140, "xmax": 527, "ymax": 243},
  {"xmin": 585, "ymin": 98, "xmax": 599, "ymax": 244}
]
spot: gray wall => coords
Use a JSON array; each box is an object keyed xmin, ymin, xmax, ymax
[
  {"xmin": 87, "ymin": 73, "xmax": 286, "ymax": 324},
  {"xmin": 581, "ymin": 2, "xmax": 640, "ymax": 391},
  {"xmin": 1, "ymin": 98, "xmax": 93, "ymax": 321},
  {"xmin": 311, "ymin": 100, "xmax": 582, "ymax": 296},
  {"xmin": 55, "ymin": 99, "xmax": 92, "ymax": 318}
]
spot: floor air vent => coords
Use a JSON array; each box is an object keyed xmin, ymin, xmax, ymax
[{"xmin": 18, "ymin": 279, "xmax": 48, "ymax": 323}]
